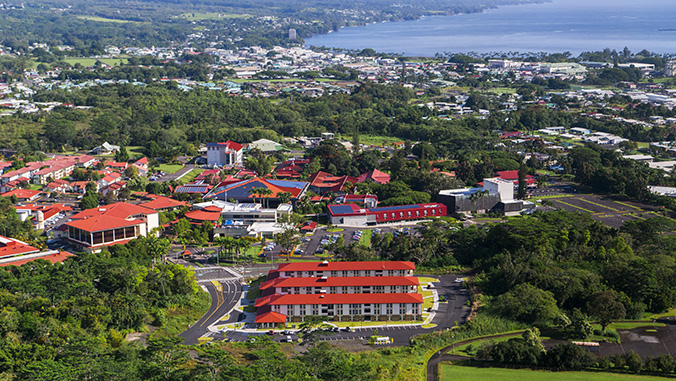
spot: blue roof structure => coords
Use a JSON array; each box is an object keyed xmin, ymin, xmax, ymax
[{"xmin": 328, "ymin": 204, "xmax": 360, "ymax": 215}]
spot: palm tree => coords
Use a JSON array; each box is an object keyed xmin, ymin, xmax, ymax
[
  {"xmin": 259, "ymin": 188, "xmax": 273, "ymax": 208},
  {"xmin": 278, "ymin": 191, "xmax": 293, "ymax": 204},
  {"xmin": 248, "ymin": 187, "xmax": 263, "ymax": 204}
]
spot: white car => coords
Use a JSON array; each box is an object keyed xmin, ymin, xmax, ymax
[{"xmin": 454, "ymin": 278, "xmax": 465, "ymax": 283}]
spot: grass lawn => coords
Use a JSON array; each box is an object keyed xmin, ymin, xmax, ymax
[
  {"xmin": 177, "ymin": 12, "xmax": 252, "ymax": 20},
  {"xmin": 77, "ymin": 15, "xmax": 138, "ymax": 23},
  {"xmin": 314, "ymin": 251, "xmax": 333, "ymax": 258},
  {"xmin": 331, "ymin": 320, "xmax": 422, "ymax": 328},
  {"xmin": 157, "ymin": 164, "xmax": 184, "ymax": 174},
  {"xmin": 326, "ymin": 228, "xmax": 344, "ymax": 233},
  {"xmin": 245, "ymin": 277, "xmax": 264, "ymax": 300},
  {"xmin": 486, "ymin": 87, "xmax": 517, "ymax": 94},
  {"xmin": 63, "ymin": 57, "xmax": 128, "ymax": 67},
  {"xmin": 418, "ymin": 277, "xmax": 440, "ymax": 283},
  {"xmin": 594, "ymin": 322, "xmax": 665, "ymax": 330},
  {"xmin": 177, "ymin": 169, "xmax": 204, "ymax": 185},
  {"xmin": 359, "ymin": 229, "xmax": 372, "ymax": 247},
  {"xmin": 441, "ymin": 364, "xmax": 666, "ymax": 381},
  {"xmin": 336, "ymin": 134, "xmax": 401, "ymax": 146},
  {"xmin": 127, "ymin": 146, "xmax": 145, "ymax": 156},
  {"xmin": 29, "ymin": 184, "xmax": 43, "ymax": 191}
]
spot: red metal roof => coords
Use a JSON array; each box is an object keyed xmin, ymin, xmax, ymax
[
  {"xmin": 1, "ymin": 189, "xmax": 41, "ymax": 199},
  {"xmin": 184, "ymin": 209, "xmax": 221, "ymax": 222},
  {"xmin": 357, "ymin": 169, "xmax": 391, "ymax": 184},
  {"xmin": 255, "ymin": 292, "xmax": 422, "ymax": 307},
  {"xmin": 275, "ymin": 261, "xmax": 415, "ymax": 272},
  {"xmin": 0, "ymin": 236, "xmax": 40, "ymax": 258},
  {"xmin": 259, "ymin": 276, "xmax": 419, "ymax": 290},
  {"xmin": 254, "ymin": 305, "xmax": 287, "ymax": 323},
  {"xmin": 0, "ymin": 251, "xmax": 74, "ymax": 267},
  {"xmin": 138, "ymin": 195, "xmax": 188, "ymax": 210}
]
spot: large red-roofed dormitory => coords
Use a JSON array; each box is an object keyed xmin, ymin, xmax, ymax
[{"xmin": 254, "ymin": 261, "xmax": 423, "ymax": 327}]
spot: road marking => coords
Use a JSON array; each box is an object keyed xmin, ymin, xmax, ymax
[{"xmin": 200, "ymin": 282, "xmax": 225, "ymax": 327}]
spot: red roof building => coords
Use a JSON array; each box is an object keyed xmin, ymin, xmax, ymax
[
  {"xmin": 65, "ymin": 202, "xmax": 159, "ymax": 253},
  {"xmin": 308, "ymin": 171, "xmax": 359, "ymax": 194},
  {"xmin": 327, "ymin": 203, "xmax": 447, "ymax": 226},
  {"xmin": 184, "ymin": 206, "xmax": 222, "ymax": 223},
  {"xmin": 138, "ymin": 195, "xmax": 188, "ymax": 211},
  {"xmin": 357, "ymin": 169, "xmax": 391, "ymax": 185},
  {"xmin": 0, "ymin": 250, "xmax": 74, "ymax": 267},
  {"xmin": 1, "ymin": 189, "xmax": 42, "ymax": 202},
  {"xmin": 0, "ymin": 236, "xmax": 40, "ymax": 258}
]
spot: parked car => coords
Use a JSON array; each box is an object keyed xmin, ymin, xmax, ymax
[{"xmin": 267, "ymin": 330, "xmax": 275, "ymax": 336}]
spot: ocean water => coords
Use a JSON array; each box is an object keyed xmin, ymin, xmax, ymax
[{"xmin": 304, "ymin": 0, "xmax": 676, "ymax": 56}]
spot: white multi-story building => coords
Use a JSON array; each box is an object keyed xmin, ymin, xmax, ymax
[{"xmin": 206, "ymin": 141, "xmax": 244, "ymax": 167}]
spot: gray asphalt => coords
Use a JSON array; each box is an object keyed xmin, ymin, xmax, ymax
[{"xmin": 179, "ymin": 280, "xmax": 242, "ymax": 345}]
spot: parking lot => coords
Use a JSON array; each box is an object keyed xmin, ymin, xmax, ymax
[{"xmin": 548, "ymin": 194, "xmax": 659, "ymax": 229}]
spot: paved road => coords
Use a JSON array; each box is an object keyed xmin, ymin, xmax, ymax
[
  {"xmin": 179, "ymin": 280, "xmax": 242, "ymax": 345},
  {"xmin": 151, "ymin": 164, "xmax": 195, "ymax": 182}
]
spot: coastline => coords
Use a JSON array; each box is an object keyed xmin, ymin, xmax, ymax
[
  {"xmin": 304, "ymin": 0, "xmax": 551, "ymax": 51},
  {"xmin": 303, "ymin": 0, "xmax": 675, "ymax": 56}
]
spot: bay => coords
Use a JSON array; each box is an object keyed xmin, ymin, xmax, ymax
[{"xmin": 304, "ymin": 0, "xmax": 676, "ymax": 56}]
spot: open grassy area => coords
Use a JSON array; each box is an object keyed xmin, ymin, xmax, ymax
[
  {"xmin": 62, "ymin": 57, "xmax": 128, "ymax": 67},
  {"xmin": 331, "ymin": 320, "xmax": 423, "ymax": 328},
  {"xmin": 326, "ymin": 228, "xmax": 344, "ymax": 233},
  {"xmin": 486, "ymin": 87, "xmax": 517, "ymax": 94},
  {"xmin": 77, "ymin": 15, "xmax": 138, "ymax": 23},
  {"xmin": 359, "ymin": 229, "xmax": 372, "ymax": 247},
  {"xmin": 337, "ymin": 134, "xmax": 402, "ymax": 146},
  {"xmin": 177, "ymin": 12, "xmax": 252, "ymax": 20},
  {"xmin": 245, "ymin": 277, "xmax": 264, "ymax": 300},
  {"xmin": 177, "ymin": 169, "xmax": 204, "ymax": 185},
  {"xmin": 441, "ymin": 364, "xmax": 666, "ymax": 381},
  {"xmin": 418, "ymin": 277, "xmax": 440, "ymax": 283},
  {"xmin": 157, "ymin": 164, "xmax": 184, "ymax": 174}
]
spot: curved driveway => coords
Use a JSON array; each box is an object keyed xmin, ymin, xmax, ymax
[{"xmin": 179, "ymin": 280, "xmax": 242, "ymax": 345}]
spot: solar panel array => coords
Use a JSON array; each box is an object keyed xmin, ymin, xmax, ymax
[
  {"xmin": 370, "ymin": 204, "xmax": 420, "ymax": 212},
  {"xmin": 175, "ymin": 186, "xmax": 209, "ymax": 193},
  {"xmin": 329, "ymin": 204, "xmax": 359, "ymax": 214}
]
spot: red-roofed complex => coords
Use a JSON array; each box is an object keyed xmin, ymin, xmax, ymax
[
  {"xmin": 308, "ymin": 171, "xmax": 359, "ymax": 194},
  {"xmin": 327, "ymin": 203, "xmax": 447, "ymax": 226},
  {"xmin": 206, "ymin": 177, "xmax": 308, "ymax": 207},
  {"xmin": 255, "ymin": 261, "xmax": 422, "ymax": 327},
  {"xmin": 357, "ymin": 169, "xmax": 391, "ymax": 185},
  {"xmin": 1, "ymin": 189, "xmax": 42, "ymax": 202},
  {"xmin": 65, "ymin": 202, "xmax": 159, "ymax": 252}
]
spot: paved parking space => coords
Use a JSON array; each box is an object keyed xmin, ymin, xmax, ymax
[{"xmin": 550, "ymin": 194, "xmax": 658, "ymax": 229}]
